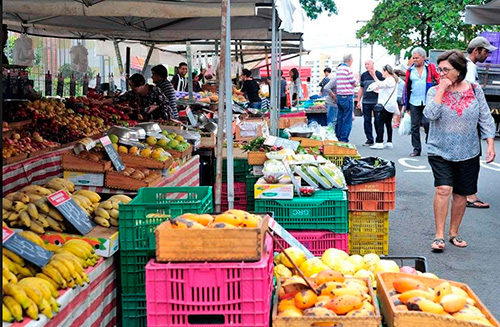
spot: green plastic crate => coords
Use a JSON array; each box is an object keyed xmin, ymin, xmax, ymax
[
  {"xmin": 214, "ymin": 158, "xmax": 249, "ymax": 182},
  {"xmin": 121, "ymin": 294, "xmax": 147, "ymax": 327},
  {"xmin": 120, "ymin": 250, "xmax": 152, "ymax": 295},
  {"xmin": 246, "ymin": 174, "xmax": 261, "ymax": 211},
  {"xmin": 254, "ymin": 189, "xmax": 348, "ymax": 233},
  {"xmin": 119, "ymin": 186, "xmax": 213, "ymax": 252}
]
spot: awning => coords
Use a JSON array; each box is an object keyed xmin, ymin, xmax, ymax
[{"xmin": 465, "ymin": 0, "xmax": 500, "ymax": 25}]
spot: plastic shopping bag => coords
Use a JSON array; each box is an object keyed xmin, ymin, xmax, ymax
[
  {"xmin": 399, "ymin": 112, "xmax": 411, "ymax": 136},
  {"xmin": 342, "ymin": 157, "xmax": 396, "ymax": 185}
]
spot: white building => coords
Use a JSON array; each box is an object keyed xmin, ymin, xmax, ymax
[{"xmin": 306, "ymin": 54, "xmax": 341, "ymax": 96}]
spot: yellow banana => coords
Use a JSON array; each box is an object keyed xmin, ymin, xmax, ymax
[
  {"xmin": 47, "ymin": 207, "xmax": 64, "ymax": 222},
  {"xmin": 3, "ymin": 198, "xmax": 14, "ymax": 210},
  {"xmin": 25, "ymin": 298, "xmax": 40, "ymax": 320},
  {"xmin": 2, "ymin": 276, "xmax": 8, "ymax": 288},
  {"xmin": 110, "ymin": 200, "xmax": 120, "ymax": 210},
  {"xmin": 81, "ymin": 271, "xmax": 89, "ymax": 283},
  {"xmin": 94, "ymin": 208, "xmax": 110, "ymax": 219},
  {"xmin": 45, "ymin": 243, "xmax": 61, "ymax": 252},
  {"xmin": 13, "ymin": 192, "xmax": 30, "ymax": 204},
  {"xmin": 3, "ymin": 266, "xmax": 18, "ymax": 283},
  {"xmin": 3, "ymin": 248, "xmax": 25, "ymax": 265},
  {"xmin": 3, "ymin": 210, "xmax": 12, "ymax": 220},
  {"xmin": 3, "ymin": 256, "xmax": 19, "ymax": 274},
  {"xmin": 46, "ymin": 262, "xmax": 73, "ymax": 284},
  {"xmin": 97, "ymin": 200, "xmax": 113, "ymax": 210},
  {"xmin": 109, "ymin": 194, "xmax": 132, "ymax": 203},
  {"xmin": 66, "ymin": 278, "xmax": 76, "ymax": 288},
  {"xmin": 20, "ymin": 185, "xmax": 52, "ymax": 196},
  {"xmin": 19, "ymin": 278, "xmax": 52, "ymax": 300},
  {"xmin": 94, "ymin": 216, "xmax": 110, "ymax": 227},
  {"xmin": 74, "ymin": 190, "xmax": 101, "ymax": 203},
  {"xmin": 25, "ymin": 193, "xmax": 43, "ymax": 201},
  {"xmin": 49, "ymin": 297, "xmax": 59, "ymax": 313},
  {"xmin": 61, "ymin": 244, "xmax": 90, "ymax": 259},
  {"xmin": 2, "ymin": 296, "xmax": 23, "ymax": 322},
  {"xmin": 86, "ymin": 258, "xmax": 97, "ymax": 267},
  {"xmin": 12, "ymin": 262, "xmax": 34, "ymax": 278},
  {"xmin": 17, "ymin": 283, "xmax": 44, "ymax": 307},
  {"xmin": 41, "ymin": 266, "xmax": 66, "ymax": 289},
  {"xmin": 3, "ymin": 283, "xmax": 31, "ymax": 309},
  {"xmin": 12, "ymin": 201, "xmax": 28, "ymax": 212},
  {"xmin": 72, "ymin": 195, "xmax": 92, "ymax": 208},
  {"xmin": 26, "ymin": 264, "xmax": 37, "ymax": 276},
  {"xmin": 45, "ymin": 180, "xmax": 67, "ymax": 192},
  {"xmin": 35, "ymin": 214, "xmax": 50, "ymax": 228},
  {"xmin": 34, "ymin": 198, "xmax": 50, "ymax": 214},
  {"xmin": 109, "ymin": 218, "xmax": 119, "ymax": 227},
  {"xmin": 19, "ymin": 210, "xmax": 32, "ymax": 228},
  {"xmin": 39, "ymin": 298, "xmax": 53, "ymax": 319},
  {"xmin": 64, "ymin": 239, "xmax": 94, "ymax": 254},
  {"xmin": 5, "ymin": 212, "xmax": 19, "ymax": 222},
  {"xmin": 109, "ymin": 209, "xmax": 119, "ymax": 219},
  {"xmin": 53, "ymin": 178, "xmax": 75, "ymax": 191},
  {"xmin": 35, "ymin": 273, "xmax": 61, "ymax": 292},
  {"xmin": 29, "ymin": 219, "xmax": 46, "ymax": 234},
  {"xmin": 52, "ymin": 253, "xmax": 84, "ymax": 273},
  {"xmin": 19, "ymin": 231, "xmax": 45, "ymax": 247},
  {"xmin": 26, "ymin": 203, "xmax": 39, "ymax": 219},
  {"xmin": 52, "ymin": 258, "xmax": 78, "ymax": 280},
  {"xmin": 45, "ymin": 216, "xmax": 64, "ymax": 232},
  {"xmin": 2, "ymin": 303, "xmax": 15, "ymax": 323}
]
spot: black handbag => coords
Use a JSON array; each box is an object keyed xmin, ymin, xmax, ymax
[{"xmin": 374, "ymin": 82, "xmax": 397, "ymax": 112}]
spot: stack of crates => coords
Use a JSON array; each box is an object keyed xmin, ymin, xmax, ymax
[
  {"xmin": 255, "ymin": 189, "xmax": 349, "ymax": 256},
  {"xmin": 324, "ymin": 154, "xmax": 361, "ymax": 169},
  {"xmin": 347, "ymin": 176, "xmax": 396, "ymax": 255},
  {"xmin": 245, "ymin": 173, "xmax": 260, "ymax": 211},
  {"xmin": 214, "ymin": 158, "xmax": 250, "ymax": 210},
  {"xmin": 145, "ymin": 235, "xmax": 274, "ymax": 327},
  {"xmin": 118, "ymin": 187, "xmax": 213, "ymax": 327}
]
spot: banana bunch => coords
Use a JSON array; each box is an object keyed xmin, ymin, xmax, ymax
[
  {"xmin": 3, "ymin": 249, "xmax": 38, "ymax": 280},
  {"xmin": 44, "ymin": 177, "xmax": 75, "ymax": 193},
  {"xmin": 91, "ymin": 194, "xmax": 132, "ymax": 228}
]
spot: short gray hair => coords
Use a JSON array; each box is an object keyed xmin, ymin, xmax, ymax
[
  {"xmin": 412, "ymin": 47, "xmax": 427, "ymax": 57},
  {"xmin": 343, "ymin": 54, "xmax": 353, "ymax": 63}
]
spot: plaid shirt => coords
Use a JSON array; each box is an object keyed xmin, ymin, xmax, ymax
[{"xmin": 116, "ymin": 84, "xmax": 176, "ymax": 120}]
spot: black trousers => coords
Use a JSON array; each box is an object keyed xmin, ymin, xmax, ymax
[
  {"xmin": 375, "ymin": 109, "xmax": 394, "ymax": 143},
  {"xmin": 409, "ymin": 104, "xmax": 429, "ymax": 154}
]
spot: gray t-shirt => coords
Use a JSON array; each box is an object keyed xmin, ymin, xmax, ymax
[{"xmin": 323, "ymin": 78, "xmax": 337, "ymax": 106}]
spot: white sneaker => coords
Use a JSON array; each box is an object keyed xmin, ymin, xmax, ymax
[
  {"xmin": 370, "ymin": 143, "xmax": 384, "ymax": 150},
  {"xmin": 385, "ymin": 142, "xmax": 394, "ymax": 149}
]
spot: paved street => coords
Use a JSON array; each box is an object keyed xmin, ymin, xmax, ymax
[{"xmin": 347, "ymin": 116, "xmax": 500, "ymax": 316}]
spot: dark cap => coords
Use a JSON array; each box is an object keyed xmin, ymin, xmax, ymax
[{"xmin": 467, "ymin": 36, "xmax": 498, "ymax": 52}]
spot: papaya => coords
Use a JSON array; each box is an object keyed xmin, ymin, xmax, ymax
[
  {"xmin": 324, "ymin": 295, "xmax": 363, "ymax": 315},
  {"xmin": 239, "ymin": 214, "xmax": 261, "ymax": 228},
  {"xmin": 460, "ymin": 304, "xmax": 483, "ymax": 315},
  {"xmin": 303, "ymin": 307, "xmax": 336, "ymax": 317},
  {"xmin": 434, "ymin": 282, "xmax": 453, "ymax": 302},
  {"xmin": 278, "ymin": 308, "xmax": 303, "ymax": 317},
  {"xmin": 179, "ymin": 213, "xmax": 214, "ymax": 226},
  {"xmin": 213, "ymin": 213, "xmax": 242, "ymax": 227},
  {"xmin": 399, "ymin": 289, "xmax": 436, "ymax": 303},
  {"xmin": 207, "ymin": 222, "xmax": 237, "ymax": 229},
  {"xmin": 318, "ymin": 281, "xmax": 346, "ymax": 297},
  {"xmin": 329, "ymin": 287, "xmax": 364, "ymax": 300},
  {"xmin": 452, "ymin": 310, "xmax": 488, "ymax": 321},
  {"xmin": 171, "ymin": 217, "xmax": 205, "ymax": 229},
  {"xmin": 295, "ymin": 289, "xmax": 318, "ymax": 309},
  {"xmin": 361, "ymin": 301, "xmax": 375, "ymax": 312},
  {"xmin": 223, "ymin": 209, "xmax": 248, "ymax": 221},
  {"xmin": 440, "ymin": 294, "xmax": 467, "ymax": 313},
  {"xmin": 406, "ymin": 297, "xmax": 445, "ymax": 314},
  {"xmin": 314, "ymin": 270, "xmax": 345, "ymax": 285},
  {"xmin": 393, "ymin": 277, "xmax": 426, "ymax": 293},
  {"xmin": 344, "ymin": 281, "xmax": 369, "ymax": 294},
  {"xmin": 317, "ymin": 295, "xmax": 332, "ymax": 303},
  {"xmin": 278, "ymin": 298, "xmax": 296, "ymax": 312},
  {"xmin": 451, "ymin": 285, "xmax": 470, "ymax": 299},
  {"xmin": 346, "ymin": 309, "xmax": 375, "ymax": 317}
]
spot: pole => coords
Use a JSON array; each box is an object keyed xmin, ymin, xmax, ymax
[
  {"xmin": 141, "ymin": 43, "xmax": 155, "ymax": 76},
  {"xmin": 187, "ymin": 41, "xmax": 194, "ymax": 103},
  {"xmin": 113, "ymin": 41, "xmax": 124, "ymax": 76},
  {"xmin": 278, "ymin": 29, "xmax": 282, "ymax": 110},
  {"xmin": 224, "ymin": 0, "xmax": 234, "ymax": 210},
  {"xmin": 359, "ymin": 38, "xmax": 362, "ymax": 76},
  {"xmin": 125, "ymin": 47, "xmax": 130, "ymax": 91},
  {"xmin": 270, "ymin": 2, "xmax": 278, "ymax": 135}
]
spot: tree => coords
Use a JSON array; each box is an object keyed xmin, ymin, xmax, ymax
[
  {"xmin": 300, "ymin": 0, "xmax": 338, "ymax": 19},
  {"xmin": 356, "ymin": 0, "xmax": 494, "ymax": 56}
]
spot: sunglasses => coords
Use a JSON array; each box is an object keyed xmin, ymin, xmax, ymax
[{"xmin": 436, "ymin": 67, "xmax": 455, "ymax": 74}]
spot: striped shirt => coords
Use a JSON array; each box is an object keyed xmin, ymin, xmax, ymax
[
  {"xmin": 336, "ymin": 63, "xmax": 356, "ymax": 95},
  {"xmin": 156, "ymin": 79, "xmax": 178, "ymax": 119}
]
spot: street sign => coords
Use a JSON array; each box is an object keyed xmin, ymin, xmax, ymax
[
  {"xmin": 2, "ymin": 226, "xmax": 53, "ymax": 267},
  {"xmin": 47, "ymin": 190, "xmax": 95, "ymax": 235},
  {"xmin": 100, "ymin": 136, "xmax": 125, "ymax": 172}
]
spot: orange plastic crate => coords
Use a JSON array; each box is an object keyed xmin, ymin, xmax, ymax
[{"xmin": 348, "ymin": 177, "xmax": 395, "ymax": 211}]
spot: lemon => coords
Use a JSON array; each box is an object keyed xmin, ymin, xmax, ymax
[
  {"xmin": 129, "ymin": 146, "xmax": 139, "ymax": 155},
  {"xmin": 118, "ymin": 146, "xmax": 128, "ymax": 154},
  {"xmin": 109, "ymin": 134, "xmax": 119, "ymax": 144},
  {"xmin": 140, "ymin": 148, "xmax": 152, "ymax": 158},
  {"xmin": 146, "ymin": 136, "xmax": 157, "ymax": 146},
  {"xmin": 151, "ymin": 149, "xmax": 163, "ymax": 160}
]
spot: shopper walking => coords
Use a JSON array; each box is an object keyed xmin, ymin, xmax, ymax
[
  {"xmin": 370, "ymin": 64, "xmax": 399, "ymax": 149},
  {"xmin": 323, "ymin": 76, "xmax": 338, "ymax": 129},
  {"xmin": 424, "ymin": 50, "xmax": 496, "ymax": 251},
  {"xmin": 336, "ymin": 54, "xmax": 358, "ymax": 142},
  {"xmin": 404, "ymin": 47, "xmax": 440, "ymax": 157},
  {"xmin": 464, "ymin": 37, "xmax": 498, "ymax": 209},
  {"xmin": 319, "ymin": 67, "xmax": 332, "ymax": 97},
  {"xmin": 151, "ymin": 65, "xmax": 178, "ymax": 119},
  {"xmin": 357, "ymin": 60, "xmax": 383, "ymax": 146}
]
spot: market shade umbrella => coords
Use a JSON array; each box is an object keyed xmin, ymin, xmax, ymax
[{"xmin": 465, "ymin": 0, "xmax": 500, "ymax": 25}]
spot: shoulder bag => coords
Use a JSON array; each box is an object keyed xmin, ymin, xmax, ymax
[{"xmin": 374, "ymin": 82, "xmax": 397, "ymax": 113}]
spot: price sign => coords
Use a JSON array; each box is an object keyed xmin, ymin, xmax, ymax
[
  {"xmin": 264, "ymin": 136, "xmax": 300, "ymax": 151},
  {"xmin": 282, "ymin": 158, "xmax": 302, "ymax": 196},
  {"xmin": 267, "ymin": 219, "xmax": 314, "ymax": 259},
  {"xmin": 185, "ymin": 106, "xmax": 198, "ymax": 126},
  {"xmin": 100, "ymin": 136, "xmax": 125, "ymax": 172},
  {"xmin": 2, "ymin": 226, "xmax": 53, "ymax": 267},
  {"xmin": 47, "ymin": 190, "xmax": 95, "ymax": 235}
]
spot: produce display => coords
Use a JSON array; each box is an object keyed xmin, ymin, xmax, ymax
[
  {"xmin": 2, "ymin": 236, "xmax": 100, "ymax": 322},
  {"xmin": 169, "ymin": 210, "xmax": 263, "ymax": 229},
  {"xmin": 3, "ymin": 132, "xmax": 59, "ymax": 159},
  {"xmin": 175, "ymin": 91, "xmax": 218, "ymax": 103}
]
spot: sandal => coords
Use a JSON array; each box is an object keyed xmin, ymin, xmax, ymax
[
  {"xmin": 431, "ymin": 238, "xmax": 445, "ymax": 252},
  {"xmin": 466, "ymin": 200, "xmax": 490, "ymax": 209},
  {"xmin": 449, "ymin": 236, "xmax": 468, "ymax": 248}
]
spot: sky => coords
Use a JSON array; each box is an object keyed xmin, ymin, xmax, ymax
[{"xmin": 300, "ymin": 0, "xmax": 397, "ymax": 74}]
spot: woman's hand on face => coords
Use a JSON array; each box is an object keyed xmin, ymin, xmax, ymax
[{"xmin": 438, "ymin": 78, "xmax": 453, "ymax": 91}]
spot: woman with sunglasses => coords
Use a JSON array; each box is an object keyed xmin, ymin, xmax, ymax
[
  {"xmin": 370, "ymin": 64, "xmax": 399, "ymax": 149},
  {"xmin": 424, "ymin": 50, "xmax": 496, "ymax": 252}
]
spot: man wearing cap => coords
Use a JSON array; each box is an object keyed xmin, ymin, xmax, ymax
[{"xmin": 464, "ymin": 36, "xmax": 498, "ymax": 209}]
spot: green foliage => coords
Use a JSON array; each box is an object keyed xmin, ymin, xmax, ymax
[
  {"xmin": 300, "ymin": 0, "xmax": 338, "ymax": 19},
  {"xmin": 356, "ymin": 0, "xmax": 494, "ymax": 56}
]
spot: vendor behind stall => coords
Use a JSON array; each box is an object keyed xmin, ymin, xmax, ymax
[
  {"xmin": 171, "ymin": 62, "xmax": 188, "ymax": 92},
  {"xmin": 192, "ymin": 73, "xmax": 202, "ymax": 92},
  {"xmin": 151, "ymin": 64, "xmax": 178, "ymax": 119},
  {"xmin": 235, "ymin": 69, "xmax": 261, "ymax": 109}
]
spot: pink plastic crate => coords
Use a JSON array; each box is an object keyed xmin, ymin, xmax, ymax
[
  {"xmin": 220, "ymin": 182, "xmax": 248, "ymax": 211},
  {"xmin": 275, "ymin": 230, "xmax": 348, "ymax": 256},
  {"xmin": 145, "ymin": 235, "xmax": 273, "ymax": 327}
]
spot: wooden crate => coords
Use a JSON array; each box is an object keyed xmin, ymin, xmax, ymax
[
  {"xmin": 155, "ymin": 214, "xmax": 269, "ymax": 262},
  {"xmin": 323, "ymin": 141, "xmax": 359, "ymax": 156},
  {"xmin": 3, "ymin": 153, "xmax": 28, "ymax": 165},
  {"xmin": 105, "ymin": 171, "xmax": 162, "ymax": 191},
  {"xmin": 62, "ymin": 152, "xmax": 112, "ymax": 173},
  {"xmin": 28, "ymin": 146, "xmax": 61, "ymax": 159},
  {"xmin": 377, "ymin": 272, "xmax": 500, "ymax": 327},
  {"xmin": 199, "ymin": 133, "xmax": 216, "ymax": 148},
  {"xmin": 273, "ymin": 277, "xmax": 381, "ymax": 327},
  {"xmin": 165, "ymin": 144, "xmax": 192, "ymax": 159},
  {"xmin": 290, "ymin": 137, "xmax": 323, "ymax": 148},
  {"xmin": 219, "ymin": 147, "xmax": 248, "ymax": 159},
  {"xmin": 120, "ymin": 153, "xmax": 173, "ymax": 169},
  {"xmin": 248, "ymin": 151, "xmax": 267, "ymax": 165}
]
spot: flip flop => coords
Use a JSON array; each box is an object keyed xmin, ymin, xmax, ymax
[
  {"xmin": 466, "ymin": 200, "xmax": 490, "ymax": 209},
  {"xmin": 449, "ymin": 236, "xmax": 468, "ymax": 248},
  {"xmin": 431, "ymin": 238, "xmax": 445, "ymax": 252}
]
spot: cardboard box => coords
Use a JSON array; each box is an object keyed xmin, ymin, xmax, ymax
[
  {"xmin": 254, "ymin": 176, "xmax": 300, "ymax": 199},
  {"xmin": 41, "ymin": 226, "xmax": 119, "ymax": 257},
  {"xmin": 235, "ymin": 118, "xmax": 266, "ymax": 141},
  {"xmin": 63, "ymin": 171, "xmax": 105, "ymax": 187}
]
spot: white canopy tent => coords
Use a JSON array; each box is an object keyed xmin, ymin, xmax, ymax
[{"xmin": 465, "ymin": 0, "xmax": 500, "ymax": 25}]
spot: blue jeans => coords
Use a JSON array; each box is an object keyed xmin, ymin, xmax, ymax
[
  {"xmin": 362, "ymin": 103, "xmax": 379, "ymax": 143},
  {"xmin": 335, "ymin": 95, "xmax": 354, "ymax": 142},
  {"xmin": 326, "ymin": 104, "xmax": 338, "ymax": 129},
  {"xmin": 249, "ymin": 101, "xmax": 262, "ymax": 109}
]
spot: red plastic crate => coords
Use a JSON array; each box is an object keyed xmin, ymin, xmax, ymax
[
  {"xmin": 219, "ymin": 182, "xmax": 248, "ymax": 211},
  {"xmin": 348, "ymin": 177, "xmax": 395, "ymax": 211},
  {"xmin": 274, "ymin": 230, "xmax": 348, "ymax": 256},
  {"xmin": 145, "ymin": 235, "xmax": 273, "ymax": 327}
]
